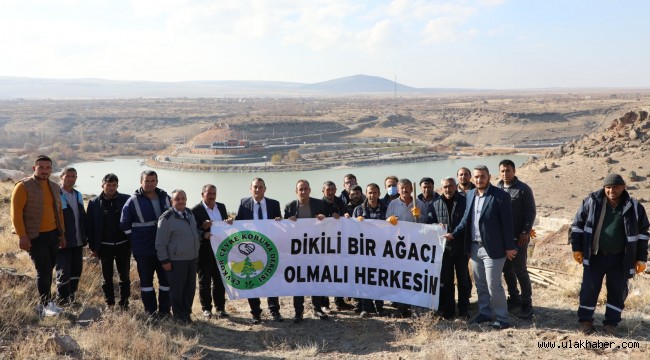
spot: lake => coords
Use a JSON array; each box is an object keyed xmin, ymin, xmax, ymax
[{"xmin": 70, "ymin": 155, "xmax": 530, "ymax": 213}]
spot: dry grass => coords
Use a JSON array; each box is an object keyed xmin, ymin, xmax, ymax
[{"xmin": 1, "ymin": 177, "xmax": 649, "ymax": 359}]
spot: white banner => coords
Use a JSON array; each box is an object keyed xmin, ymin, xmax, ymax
[{"xmin": 210, "ymin": 218, "xmax": 446, "ymax": 309}]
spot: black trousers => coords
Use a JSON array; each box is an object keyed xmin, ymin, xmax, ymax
[
  {"xmin": 99, "ymin": 242, "xmax": 131, "ymax": 306},
  {"xmin": 293, "ymin": 296, "xmax": 325, "ymax": 314},
  {"xmin": 578, "ymin": 254, "xmax": 628, "ymax": 326},
  {"xmin": 438, "ymin": 250, "xmax": 471, "ymax": 316},
  {"xmin": 197, "ymin": 243, "xmax": 226, "ymax": 312},
  {"xmin": 29, "ymin": 230, "xmax": 60, "ymax": 304},
  {"xmin": 56, "ymin": 245, "xmax": 84, "ymax": 303},
  {"xmin": 248, "ymin": 297, "xmax": 280, "ymax": 317}
]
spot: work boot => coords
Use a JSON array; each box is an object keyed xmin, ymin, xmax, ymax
[
  {"xmin": 580, "ymin": 321, "xmax": 595, "ymax": 335},
  {"xmin": 507, "ymin": 296, "xmax": 522, "ymax": 311},
  {"xmin": 518, "ymin": 303, "xmax": 534, "ymax": 320}
]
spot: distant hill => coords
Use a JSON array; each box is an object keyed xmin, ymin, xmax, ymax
[
  {"xmin": 0, "ymin": 75, "xmax": 458, "ymax": 99},
  {"xmin": 303, "ymin": 74, "xmax": 415, "ymax": 93}
]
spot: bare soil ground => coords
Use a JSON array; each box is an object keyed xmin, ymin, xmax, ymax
[{"xmin": 2, "ymin": 97, "xmax": 650, "ymax": 359}]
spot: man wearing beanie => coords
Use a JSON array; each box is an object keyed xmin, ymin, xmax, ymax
[{"xmin": 571, "ymin": 173, "xmax": 649, "ymax": 335}]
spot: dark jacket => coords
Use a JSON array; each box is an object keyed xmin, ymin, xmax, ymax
[
  {"xmin": 284, "ymin": 197, "xmax": 325, "ymax": 219},
  {"xmin": 451, "ymin": 185, "xmax": 515, "ymax": 259},
  {"xmin": 571, "ymin": 189, "xmax": 649, "ymax": 278},
  {"xmin": 380, "ymin": 194, "xmax": 399, "ymax": 207},
  {"xmin": 191, "ymin": 201, "xmax": 228, "ymax": 247},
  {"xmin": 352, "ymin": 199, "xmax": 387, "ymax": 220},
  {"xmin": 418, "ymin": 193, "xmax": 440, "ymax": 209},
  {"xmin": 120, "ymin": 187, "xmax": 171, "ymax": 256},
  {"xmin": 428, "ymin": 192, "xmax": 467, "ymax": 255},
  {"xmin": 235, "ymin": 197, "xmax": 282, "ymax": 220},
  {"xmin": 322, "ymin": 196, "xmax": 347, "ymax": 217},
  {"xmin": 60, "ymin": 188, "xmax": 87, "ymax": 248},
  {"xmin": 496, "ymin": 176, "xmax": 536, "ymax": 237},
  {"xmin": 86, "ymin": 192, "xmax": 129, "ymax": 253}
]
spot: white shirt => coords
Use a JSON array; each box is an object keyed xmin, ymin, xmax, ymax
[
  {"xmin": 472, "ymin": 191, "xmax": 486, "ymax": 243},
  {"xmin": 254, "ymin": 198, "xmax": 268, "ymax": 220},
  {"xmin": 385, "ymin": 197, "xmax": 427, "ymax": 222},
  {"xmin": 202, "ymin": 201, "xmax": 223, "ymax": 222}
]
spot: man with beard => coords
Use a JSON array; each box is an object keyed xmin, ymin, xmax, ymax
[
  {"xmin": 457, "ymin": 167, "xmax": 476, "ymax": 194},
  {"xmin": 320, "ymin": 180, "xmax": 354, "ymax": 312},
  {"xmin": 418, "ymin": 177, "xmax": 439, "ymax": 208},
  {"xmin": 321, "ymin": 181, "xmax": 346, "ymax": 219},
  {"xmin": 444, "ymin": 165, "xmax": 515, "ymax": 330},
  {"xmin": 11, "ymin": 155, "xmax": 65, "ymax": 317},
  {"xmin": 571, "ymin": 174, "xmax": 648, "ymax": 335},
  {"xmin": 497, "ymin": 159, "xmax": 536, "ymax": 319},
  {"xmin": 344, "ymin": 185, "xmax": 364, "ymax": 217},
  {"xmin": 339, "ymin": 174, "xmax": 365, "ymax": 204},
  {"xmin": 284, "ymin": 179, "xmax": 328, "ymax": 323}
]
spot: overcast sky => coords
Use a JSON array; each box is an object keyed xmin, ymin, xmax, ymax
[{"xmin": 1, "ymin": 0, "xmax": 648, "ymax": 89}]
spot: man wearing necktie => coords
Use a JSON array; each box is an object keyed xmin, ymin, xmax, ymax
[
  {"xmin": 156, "ymin": 189, "xmax": 200, "ymax": 324},
  {"xmin": 190, "ymin": 184, "xmax": 233, "ymax": 320},
  {"xmin": 235, "ymin": 178, "xmax": 284, "ymax": 324}
]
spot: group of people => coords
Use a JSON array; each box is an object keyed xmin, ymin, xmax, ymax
[{"xmin": 10, "ymin": 155, "xmax": 648, "ymax": 334}]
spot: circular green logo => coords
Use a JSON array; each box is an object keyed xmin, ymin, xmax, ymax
[{"xmin": 216, "ymin": 231, "xmax": 279, "ymax": 290}]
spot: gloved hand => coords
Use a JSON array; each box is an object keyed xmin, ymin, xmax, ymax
[
  {"xmin": 356, "ymin": 216, "xmax": 364, "ymax": 221},
  {"xmin": 529, "ymin": 229, "xmax": 537, "ymax": 239},
  {"xmin": 573, "ymin": 251, "xmax": 583, "ymax": 264},
  {"xmin": 411, "ymin": 207, "xmax": 421, "ymax": 217},
  {"xmin": 387, "ymin": 216, "xmax": 398, "ymax": 225},
  {"xmin": 636, "ymin": 261, "xmax": 647, "ymax": 274}
]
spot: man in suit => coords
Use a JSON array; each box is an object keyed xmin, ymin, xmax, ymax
[
  {"xmin": 444, "ymin": 165, "xmax": 516, "ymax": 330},
  {"xmin": 191, "ymin": 184, "xmax": 232, "ymax": 320},
  {"xmin": 235, "ymin": 177, "xmax": 284, "ymax": 324},
  {"xmin": 284, "ymin": 179, "xmax": 328, "ymax": 323}
]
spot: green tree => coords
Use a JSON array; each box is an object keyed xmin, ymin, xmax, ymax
[{"xmin": 240, "ymin": 257, "xmax": 256, "ymax": 278}]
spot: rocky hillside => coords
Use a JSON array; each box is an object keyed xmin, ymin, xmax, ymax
[{"xmin": 518, "ymin": 109, "xmax": 650, "ymax": 220}]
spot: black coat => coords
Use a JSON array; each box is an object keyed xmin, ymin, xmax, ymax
[
  {"xmin": 86, "ymin": 192, "xmax": 129, "ymax": 253},
  {"xmin": 190, "ymin": 202, "xmax": 228, "ymax": 250},
  {"xmin": 284, "ymin": 197, "xmax": 325, "ymax": 219},
  {"xmin": 235, "ymin": 197, "xmax": 282, "ymax": 220}
]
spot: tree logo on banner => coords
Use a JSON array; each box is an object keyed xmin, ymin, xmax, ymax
[{"xmin": 216, "ymin": 231, "xmax": 279, "ymax": 290}]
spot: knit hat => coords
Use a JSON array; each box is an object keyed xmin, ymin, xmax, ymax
[{"xmin": 603, "ymin": 174, "xmax": 625, "ymax": 187}]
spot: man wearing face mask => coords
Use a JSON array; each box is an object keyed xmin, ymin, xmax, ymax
[{"xmin": 380, "ymin": 175, "xmax": 400, "ymax": 207}]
